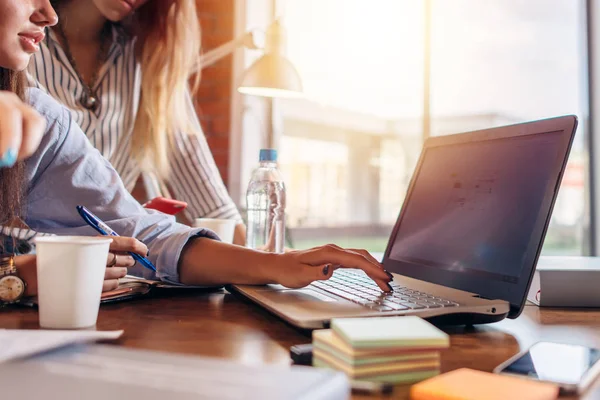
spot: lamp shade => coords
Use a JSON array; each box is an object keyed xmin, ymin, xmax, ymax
[
  {"xmin": 237, "ymin": 20, "xmax": 303, "ymax": 99},
  {"xmin": 238, "ymin": 53, "xmax": 304, "ymax": 99}
]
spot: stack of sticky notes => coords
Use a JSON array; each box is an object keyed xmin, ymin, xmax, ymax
[
  {"xmin": 312, "ymin": 316, "xmax": 449, "ymax": 384},
  {"xmin": 410, "ymin": 368, "xmax": 559, "ymax": 400}
]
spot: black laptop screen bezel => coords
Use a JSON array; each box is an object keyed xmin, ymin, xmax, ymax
[{"xmin": 382, "ymin": 115, "xmax": 578, "ymax": 318}]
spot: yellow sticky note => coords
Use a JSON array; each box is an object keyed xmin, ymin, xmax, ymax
[{"xmin": 410, "ymin": 368, "xmax": 559, "ymax": 400}]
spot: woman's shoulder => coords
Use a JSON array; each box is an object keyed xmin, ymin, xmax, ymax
[
  {"xmin": 26, "ymin": 87, "xmax": 72, "ymax": 148},
  {"xmin": 26, "ymin": 87, "xmax": 68, "ymax": 123}
]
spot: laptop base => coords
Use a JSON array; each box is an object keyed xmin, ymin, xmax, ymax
[{"xmin": 228, "ymin": 282, "xmax": 509, "ymax": 330}]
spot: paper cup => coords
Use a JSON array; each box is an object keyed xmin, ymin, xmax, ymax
[
  {"xmin": 35, "ymin": 236, "xmax": 113, "ymax": 329},
  {"xmin": 193, "ymin": 218, "xmax": 236, "ymax": 244}
]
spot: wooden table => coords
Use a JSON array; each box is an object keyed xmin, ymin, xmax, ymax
[{"xmin": 3, "ymin": 289, "xmax": 600, "ymax": 399}]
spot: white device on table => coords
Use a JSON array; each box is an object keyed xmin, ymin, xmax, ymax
[
  {"xmin": 527, "ymin": 256, "xmax": 600, "ymax": 307},
  {"xmin": 230, "ymin": 116, "xmax": 578, "ymax": 328},
  {"xmin": 494, "ymin": 342, "xmax": 600, "ymax": 395}
]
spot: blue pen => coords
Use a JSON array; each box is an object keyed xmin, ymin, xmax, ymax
[{"xmin": 76, "ymin": 205, "xmax": 157, "ymax": 272}]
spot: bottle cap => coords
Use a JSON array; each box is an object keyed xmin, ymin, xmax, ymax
[{"xmin": 259, "ymin": 149, "xmax": 277, "ymax": 162}]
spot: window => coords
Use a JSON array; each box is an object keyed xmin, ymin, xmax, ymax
[
  {"xmin": 238, "ymin": 0, "xmax": 590, "ymax": 255},
  {"xmin": 429, "ymin": 0, "xmax": 589, "ymax": 255},
  {"xmin": 277, "ymin": 0, "xmax": 425, "ymax": 251}
]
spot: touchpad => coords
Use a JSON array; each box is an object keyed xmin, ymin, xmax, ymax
[{"xmin": 262, "ymin": 288, "xmax": 339, "ymax": 303}]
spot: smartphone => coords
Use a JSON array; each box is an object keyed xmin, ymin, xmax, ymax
[
  {"xmin": 143, "ymin": 197, "xmax": 187, "ymax": 215},
  {"xmin": 494, "ymin": 341, "xmax": 600, "ymax": 394}
]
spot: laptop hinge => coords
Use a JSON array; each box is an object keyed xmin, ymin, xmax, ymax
[{"xmin": 472, "ymin": 294, "xmax": 494, "ymax": 301}]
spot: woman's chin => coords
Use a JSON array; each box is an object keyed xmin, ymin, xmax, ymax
[
  {"xmin": 15, "ymin": 60, "xmax": 31, "ymax": 72},
  {"xmin": 2, "ymin": 56, "xmax": 31, "ymax": 72},
  {"xmin": 103, "ymin": 9, "xmax": 132, "ymax": 22}
]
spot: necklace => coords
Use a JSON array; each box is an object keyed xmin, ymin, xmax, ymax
[{"xmin": 54, "ymin": 22, "xmax": 112, "ymax": 112}]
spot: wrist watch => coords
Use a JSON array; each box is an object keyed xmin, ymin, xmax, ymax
[{"xmin": 0, "ymin": 255, "xmax": 26, "ymax": 306}]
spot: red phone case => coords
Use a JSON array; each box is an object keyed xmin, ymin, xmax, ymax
[{"xmin": 143, "ymin": 197, "xmax": 188, "ymax": 215}]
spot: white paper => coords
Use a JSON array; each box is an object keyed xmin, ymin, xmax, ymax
[{"xmin": 0, "ymin": 329, "xmax": 123, "ymax": 363}]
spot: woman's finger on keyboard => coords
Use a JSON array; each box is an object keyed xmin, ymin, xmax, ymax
[
  {"xmin": 346, "ymin": 249, "xmax": 393, "ymax": 281},
  {"xmin": 345, "ymin": 248, "xmax": 383, "ymax": 269},
  {"xmin": 315, "ymin": 263, "xmax": 334, "ymax": 281},
  {"xmin": 297, "ymin": 245, "xmax": 391, "ymax": 292},
  {"xmin": 318, "ymin": 244, "xmax": 382, "ymax": 267}
]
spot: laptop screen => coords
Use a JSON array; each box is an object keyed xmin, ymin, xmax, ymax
[{"xmin": 384, "ymin": 117, "xmax": 576, "ymax": 314}]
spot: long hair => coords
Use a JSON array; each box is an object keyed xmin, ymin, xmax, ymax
[
  {"xmin": 0, "ymin": 69, "xmax": 26, "ymax": 226},
  {"xmin": 133, "ymin": 0, "xmax": 202, "ymax": 178},
  {"xmin": 51, "ymin": 0, "xmax": 202, "ymax": 178}
]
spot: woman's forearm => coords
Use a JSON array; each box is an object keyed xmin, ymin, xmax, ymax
[
  {"xmin": 177, "ymin": 238, "xmax": 392, "ymax": 292},
  {"xmin": 177, "ymin": 238, "xmax": 278, "ymax": 286}
]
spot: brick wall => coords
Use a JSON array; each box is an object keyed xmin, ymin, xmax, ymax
[{"xmin": 194, "ymin": 0, "xmax": 235, "ymax": 187}]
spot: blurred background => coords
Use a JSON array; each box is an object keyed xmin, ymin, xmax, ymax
[{"xmin": 196, "ymin": 0, "xmax": 591, "ymax": 255}]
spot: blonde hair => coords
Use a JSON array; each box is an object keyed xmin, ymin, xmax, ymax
[{"xmin": 134, "ymin": 0, "xmax": 201, "ymax": 178}]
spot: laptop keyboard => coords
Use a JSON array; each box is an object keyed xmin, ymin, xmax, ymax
[{"xmin": 310, "ymin": 269, "xmax": 460, "ymax": 312}]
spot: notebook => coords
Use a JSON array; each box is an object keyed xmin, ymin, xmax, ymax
[
  {"xmin": 331, "ymin": 316, "xmax": 450, "ymax": 349},
  {"xmin": 0, "ymin": 329, "xmax": 122, "ymax": 363},
  {"xmin": 19, "ymin": 276, "xmax": 222, "ymax": 307},
  {"xmin": 410, "ymin": 368, "xmax": 559, "ymax": 400},
  {"xmin": 3, "ymin": 343, "xmax": 350, "ymax": 400},
  {"xmin": 100, "ymin": 276, "xmax": 223, "ymax": 303}
]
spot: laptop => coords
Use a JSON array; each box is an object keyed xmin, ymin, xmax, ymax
[{"xmin": 230, "ymin": 115, "xmax": 578, "ymax": 329}]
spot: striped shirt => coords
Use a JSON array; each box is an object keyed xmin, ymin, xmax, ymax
[{"xmin": 28, "ymin": 25, "xmax": 243, "ymax": 224}]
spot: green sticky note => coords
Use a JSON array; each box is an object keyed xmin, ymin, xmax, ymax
[{"xmin": 331, "ymin": 316, "xmax": 449, "ymax": 349}]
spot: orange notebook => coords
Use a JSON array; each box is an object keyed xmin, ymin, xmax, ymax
[{"xmin": 410, "ymin": 368, "xmax": 559, "ymax": 400}]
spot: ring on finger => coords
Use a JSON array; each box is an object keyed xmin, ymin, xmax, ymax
[{"xmin": 108, "ymin": 253, "xmax": 118, "ymax": 267}]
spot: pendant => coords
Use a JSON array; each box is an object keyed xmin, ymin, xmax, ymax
[{"xmin": 82, "ymin": 94, "xmax": 98, "ymax": 111}]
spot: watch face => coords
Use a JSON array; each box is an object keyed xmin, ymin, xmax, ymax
[{"xmin": 0, "ymin": 275, "xmax": 25, "ymax": 302}]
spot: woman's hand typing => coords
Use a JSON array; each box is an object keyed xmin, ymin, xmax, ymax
[
  {"xmin": 267, "ymin": 245, "xmax": 392, "ymax": 292},
  {"xmin": 179, "ymin": 240, "xmax": 393, "ymax": 292}
]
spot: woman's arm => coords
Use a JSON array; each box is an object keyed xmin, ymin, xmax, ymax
[
  {"xmin": 23, "ymin": 88, "xmax": 392, "ymax": 291},
  {"xmin": 178, "ymin": 240, "xmax": 392, "ymax": 291}
]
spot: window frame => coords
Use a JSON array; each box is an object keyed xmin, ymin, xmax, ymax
[{"xmin": 232, "ymin": 0, "xmax": 595, "ymax": 254}]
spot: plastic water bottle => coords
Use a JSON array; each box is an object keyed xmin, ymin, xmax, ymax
[{"xmin": 246, "ymin": 149, "xmax": 286, "ymax": 253}]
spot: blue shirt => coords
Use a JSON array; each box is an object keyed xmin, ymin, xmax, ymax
[{"xmin": 20, "ymin": 88, "xmax": 219, "ymax": 283}]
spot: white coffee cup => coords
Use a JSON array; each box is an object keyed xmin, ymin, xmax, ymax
[
  {"xmin": 35, "ymin": 236, "xmax": 113, "ymax": 329},
  {"xmin": 194, "ymin": 218, "xmax": 236, "ymax": 244}
]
